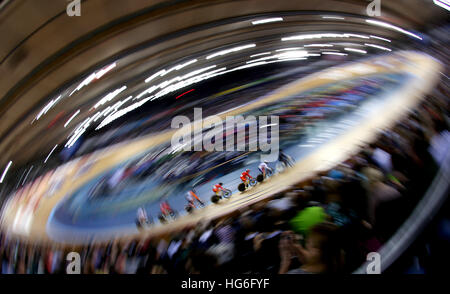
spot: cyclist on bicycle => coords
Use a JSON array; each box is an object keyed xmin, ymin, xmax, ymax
[
  {"xmin": 258, "ymin": 161, "xmax": 273, "ymax": 178},
  {"xmin": 160, "ymin": 200, "xmax": 174, "ymax": 217},
  {"xmin": 279, "ymin": 149, "xmax": 295, "ymax": 168},
  {"xmin": 213, "ymin": 182, "xmax": 226, "ymax": 197},
  {"xmin": 136, "ymin": 207, "xmax": 150, "ymax": 227},
  {"xmin": 240, "ymin": 169, "xmax": 253, "ymax": 187},
  {"xmin": 185, "ymin": 189, "xmax": 204, "ymax": 207}
]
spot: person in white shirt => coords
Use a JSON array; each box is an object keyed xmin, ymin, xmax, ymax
[
  {"xmin": 258, "ymin": 161, "xmax": 273, "ymax": 178},
  {"xmin": 136, "ymin": 207, "xmax": 149, "ymax": 227}
]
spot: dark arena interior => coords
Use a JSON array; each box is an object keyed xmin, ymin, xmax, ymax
[{"xmin": 0, "ymin": 0, "xmax": 449, "ymax": 282}]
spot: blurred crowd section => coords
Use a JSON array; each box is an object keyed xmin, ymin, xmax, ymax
[{"xmin": 0, "ymin": 77, "xmax": 447, "ymax": 274}]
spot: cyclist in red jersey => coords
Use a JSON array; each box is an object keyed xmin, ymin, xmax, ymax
[
  {"xmin": 160, "ymin": 200, "xmax": 173, "ymax": 216},
  {"xmin": 212, "ymin": 182, "xmax": 226, "ymax": 197},
  {"xmin": 240, "ymin": 169, "xmax": 253, "ymax": 187}
]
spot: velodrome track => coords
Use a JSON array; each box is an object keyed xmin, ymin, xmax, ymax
[{"xmin": 0, "ymin": 51, "xmax": 442, "ymax": 245}]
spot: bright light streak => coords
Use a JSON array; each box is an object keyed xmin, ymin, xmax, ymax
[
  {"xmin": 191, "ymin": 67, "xmax": 227, "ymax": 80},
  {"xmin": 101, "ymin": 106, "xmax": 113, "ymax": 117},
  {"xmin": 96, "ymin": 97, "xmax": 152, "ymax": 130},
  {"xmin": 370, "ymin": 35, "xmax": 391, "ymax": 42},
  {"xmin": 95, "ymin": 62, "xmax": 117, "ymax": 79},
  {"xmin": 37, "ymin": 101, "xmax": 55, "ymax": 120},
  {"xmin": 275, "ymin": 58, "xmax": 307, "ymax": 62},
  {"xmin": 70, "ymin": 73, "xmax": 96, "ymax": 96},
  {"xmin": 344, "ymin": 48, "xmax": 367, "ymax": 54},
  {"xmin": 260, "ymin": 123, "xmax": 278, "ymax": 128},
  {"xmin": 364, "ymin": 43, "xmax": 392, "ymax": 51},
  {"xmin": 206, "ymin": 44, "xmax": 256, "ymax": 60},
  {"xmin": 175, "ymin": 59, "xmax": 198, "ymax": 70},
  {"xmin": 70, "ymin": 62, "xmax": 117, "ymax": 96},
  {"xmin": 243, "ymin": 57, "xmax": 307, "ymax": 68},
  {"xmin": 365, "ymin": 19, "xmax": 423, "ymax": 40},
  {"xmin": 322, "ymin": 52, "xmax": 348, "ymax": 56},
  {"xmin": 232, "ymin": 62, "xmax": 267, "ymax": 70},
  {"xmin": 282, "ymin": 32, "xmax": 370, "ymax": 41},
  {"xmin": 176, "ymin": 59, "xmax": 198, "ymax": 70},
  {"xmin": 247, "ymin": 50, "xmax": 309, "ymax": 63},
  {"xmin": 44, "ymin": 145, "xmax": 58, "ymax": 163},
  {"xmin": 433, "ymin": 0, "xmax": 450, "ymax": 11},
  {"xmin": 334, "ymin": 42, "xmax": 364, "ymax": 47},
  {"xmin": 66, "ymin": 126, "xmax": 86, "ymax": 148},
  {"xmin": 34, "ymin": 95, "xmax": 63, "ymax": 123},
  {"xmin": 93, "ymin": 86, "xmax": 127, "ymax": 109},
  {"xmin": 250, "ymin": 52, "xmax": 271, "ymax": 57},
  {"xmin": 153, "ymin": 67, "xmax": 226, "ymax": 99},
  {"xmin": 276, "ymin": 47, "xmax": 303, "ymax": 51},
  {"xmin": 181, "ymin": 65, "xmax": 217, "ymax": 79},
  {"xmin": 118, "ymin": 95, "xmax": 133, "ymax": 107},
  {"xmin": 64, "ymin": 109, "xmax": 80, "ymax": 128},
  {"xmin": 161, "ymin": 59, "xmax": 198, "ymax": 77},
  {"xmin": 145, "ymin": 69, "xmax": 166, "ymax": 83},
  {"xmin": 65, "ymin": 114, "xmax": 94, "ymax": 148},
  {"xmin": 252, "ymin": 17, "xmax": 283, "ymax": 25},
  {"xmin": 137, "ymin": 85, "xmax": 159, "ymax": 99},
  {"xmin": 0, "ymin": 161, "xmax": 12, "ymax": 183},
  {"xmin": 346, "ymin": 33, "xmax": 370, "ymax": 39},
  {"xmin": 277, "ymin": 50, "xmax": 309, "ymax": 59},
  {"xmin": 247, "ymin": 56, "xmax": 277, "ymax": 64},
  {"xmin": 322, "ymin": 16, "xmax": 345, "ymax": 20},
  {"xmin": 258, "ymin": 58, "xmax": 307, "ymax": 65},
  {"xmin": 92, "ymin": 111, "xmax": 103, "ymax": 122},
  {"xmin": 304, "ymin": 44, "xmax": 333, "ymax": 47}
]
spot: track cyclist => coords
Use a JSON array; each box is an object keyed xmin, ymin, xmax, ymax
[
  {"xmin": 160, "ymin": 200, "xmax": 175, "ymax": 217},
  {"xmin": 258, "ymin": 161, "xmax": 273, "ymax": 178},
  {"xmin": 240, "ymin": 169, "xmax": 253, "ymax": 188},
  {"xmin": 213, "ymin": 182, "xmax": 227, "ymax": 197},
  {"xmin": 185, "ymin": 189, "xmax": 204, "ymax": 207}
]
